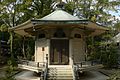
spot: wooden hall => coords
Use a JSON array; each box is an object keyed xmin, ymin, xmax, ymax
[{"xmin": 11, "ymin": 5, "xmax": 107, "ymax": 80}]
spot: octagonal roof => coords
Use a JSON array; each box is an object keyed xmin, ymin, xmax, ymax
[
  {"xmin": 10, "ymin": 9, "xmax": 108, "ymax": 37},
  {"xmin": 40, "ymin": 9, "xmax": 80, "ymax": 21}
]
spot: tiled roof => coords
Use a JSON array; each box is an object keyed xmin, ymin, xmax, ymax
[{"xmin": 40, "ymin": 9, "xmax": 81, "ymax": 21}]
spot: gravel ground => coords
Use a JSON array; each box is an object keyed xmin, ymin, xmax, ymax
[
  {"xmin": 80, "ymin": 71, "xmax": 109, "ymax": 80},
  {"xmin": 15, "ymin": 71, "xmax": 40, "ymax": 80},
  {"xmin": 15, "ymin": 70, "xmax": 109, "ymax": 80},
  {"xmin": 98, "ymin": 68, "xmax": 118, "ymax": 76}
]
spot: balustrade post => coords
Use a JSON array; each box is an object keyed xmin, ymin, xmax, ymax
[
  {"xmin": 41, "ymin": 71, "xmax": 44, "ymax": 80},
  {"xmin": 46, "ymin": 54, "xmax": 48, "ymax": 67},
  {"xmin": 37, "ymin": 62, "xmax": 39, "ymax": 67},
  {"xmin": 27, "ymin": 61, "xmax": 28, "ymax": 65},
  {"xmin": 80, "ymin": 62, "xmax": 82, "ymax": 67}
]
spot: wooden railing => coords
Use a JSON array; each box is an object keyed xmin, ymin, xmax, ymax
[
  {"xmin": 72, "ymin": 54, "xmax": 79, "ymax": 80},
  {"xmin": 74, "ymin": 61, "xmax": 86, "ymax": 68},
  {"xmin": 72, "ymin": 64, "xmax": 80, "ymax": 80},
  {"xmin": 18, "ymin": 59, "xmax": 45, "ymax": 68},
  {"xmin": 72, "ymin": 65, "xmax": 76, "ymax": 80},
  {"xmin": 18, "ymin": 54, "xmax": 49, "ymax": 80}
]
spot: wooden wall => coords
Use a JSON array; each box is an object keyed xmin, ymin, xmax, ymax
[{"xmin": 35, "ymin": 39, "xmax": 49, "ymax": 63}]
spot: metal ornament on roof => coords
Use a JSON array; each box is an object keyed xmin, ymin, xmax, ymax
[{"xmin": 55, "ymin": 1, "xmax": 65, "ymax": 10}]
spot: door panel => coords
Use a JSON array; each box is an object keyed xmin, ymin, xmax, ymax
[{"xmin": 50, "ymin": 39, "xmax": 69, "ymax": 65}]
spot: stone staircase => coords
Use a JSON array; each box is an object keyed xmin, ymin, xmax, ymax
[{"xmin": 47, "ymin": 67, "xmax": 73, "ymax": 80}]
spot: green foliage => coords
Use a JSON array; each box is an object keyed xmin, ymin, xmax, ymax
[
  {"xmin": 114, "ymin": 21, "xmax": 120, "ymax": 32},
  {"xmin": 100, "ymin": 42, "xmax": 118, "ymax": 68},
  {"xmin": 0, "ymin": 77, "xmax": 16, "ymax": 80},
  {"xmin": 107, "ymin": 71, "xmax": 120, "ymax": 80},
  {"xmin": 0, "ymin": 0, "xmax": 53, "ymax": 61},
  {"xmin": 0, "ymin": 24, "xmax": 8, "ymax": 32},
  {"xmin": 0, "ymin": 24, "xmax": 10, "ymax": 41},
  {"xmin": 25, "ymin": 37, "xmax": 35, "ymax": 60},
  {"xmin": 31, "ymin": 0, "xmax": 53, "ymax": 18},
  {"xmin": 87, "ymin": 30, "xmax": 119, "ymax": 68},
  {"xmin": 65, "ymin": 0, "xmax": 120, "ymax": 25},
  {"xmin": 0, "ymin": 31, "xmax": 10, "ymax": 41},
  {"xmin": 65, "ymin": 2, "xmax": 74, "ymax": 14},
  {"xmin": 0, "ymin": 60, "xmax": 17, "ymax": 80}
]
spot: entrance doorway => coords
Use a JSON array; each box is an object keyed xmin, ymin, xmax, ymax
[{"xmin": 50, "ymin": 39, "xmax": 69, "ymax": 65}]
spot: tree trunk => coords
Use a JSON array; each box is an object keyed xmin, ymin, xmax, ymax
[
  {"xmin": 10, "ymin": 31, "xmax": 13, "ymax": 58},
  {"xmin": 22, "ymin": 36, "xmax": 26, "ymax": 59}
]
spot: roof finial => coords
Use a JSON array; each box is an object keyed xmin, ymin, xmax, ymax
[
  {"xmin": 60, "ymin": 0, "xmax": 62, "ymax": 3},
  {"xmin": 56, "ymin": 0, "xmax": 65, "ymax": 10}
]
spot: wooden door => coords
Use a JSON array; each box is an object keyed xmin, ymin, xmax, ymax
[{"xmin": 50, "ymin": 39, "xmax": 69, "ymax": 65}]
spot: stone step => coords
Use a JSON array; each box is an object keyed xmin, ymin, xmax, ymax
[
  {"xmin": 48, "ymin": 72, "xmax": 72, "ymax": 76},
  {"xmin": 48, "ymin": 70, "xmax": 71, "ymax": 73},
  {"xmin": 48, "ymin": 72, "xmax": 71, "ymax": 74},
  {"xmin": 47, "ymin": 76, "xmax": 73, "ymax": 80},
  {"xmin": 47, "ymin": 67, "xmax": 73, "ymax": 80},
  {"xmin": 48, "ymin": 78, "xmax": 73, "ymax": 80},
  {"xmin": 48, "ymin": 68, "xmax": 72, "ymax": 70},
  {"xmin": 48, "ymin": 69, "xmax": 72, "ymax": 71},
  {"xmin": 48, "ymin": 74, "xmax": 73, "ymax": 76},
  {"xmin": 48, "ymin": 70, "xmax": 72, "ymax": 73},
  {"xmin": 48, "ymin": 71, "xmax": 72, "ymax": 73},
  {"xmin": 48, "ymin": 70, "xmax": 72, "ymax": 71},
  {"xmin": 48, "ymin": 79, "xmax": 73, "ymax": 80}
]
